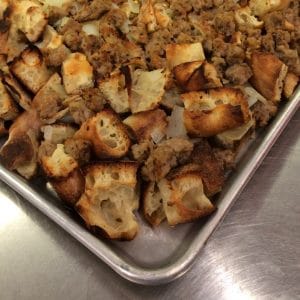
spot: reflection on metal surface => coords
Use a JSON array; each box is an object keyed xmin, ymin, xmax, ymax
[{"xmin": 0, "ymin": 191, "xmax": 21, "ymax": 228}]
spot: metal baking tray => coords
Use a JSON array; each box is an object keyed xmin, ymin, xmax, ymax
[{"xmin": 0, "ymin": 87, "xmax": 299, "ymax": 285}]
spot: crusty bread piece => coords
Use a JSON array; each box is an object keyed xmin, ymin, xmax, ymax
[
  {"xmin": 76, "ymin": 162, "xmax": 139, "ymax": 240},
  {"xmin": 41, "ymin": 124, "xmax": 76, "ymax": 144},
  {"xmin": 130, "ymin": 69, "xmax": 167, "ymax": 113},
  {"xmin": 32, "ymin": 73, "xmax": 68, "ymax": 124},
  {"xmin": 41, "ymin": 144, "xmax": 78, "ymax": 179},
  {"xmin": 249, "ymin": 0, "xmax": 290, "ymax": 16},
  {"xmin": 50, "ymin": 168, "xmax": 85, "ymax": 206},
  {"xmin": 182, "ymin": 88, "xmax": 251, "ymax": 137},
  {"xmin": 174, "ymin": 61, "xmax": 222, "ymax": 91},
  {"xmin": 283, "ymin": 72, "xmax": 299, "ymax": 99},
  {"xmin": 143, "ymin": 182, "xmax": 166, "ymax": 226},
  {"xmin": 0, "ymin": 80, "xmax": 19, "ymax": 121},
  {"xmin": 98, "ymin": 71, "xmax": 130, "ymax": 113},
  {"xmin": 123, "ymin": 109, "xmax": 168, "ymax": 142},
  {"xmin": 166, "ymin": 43, "xmax": 205, "ymax": 69},
  {"xmin": 62, "ymin": 53, "xmax": 94, "ymax": 94},
  {"xmin": 2, "ymin": 73, "xmax": 32, "ymax": 110},
  {"xmin": 158, "ymin": 171, "xmax": 215, "ymax": 226},
  {"xmin": 235, "ymin": 6, "xmax": 264, "ymax": 28},
  {"xmin": 75, "ymin": 109, "xmax": 131, "ymax": 159},
  {"xmin": 0, "ymin": 109, "xmax": 41, "ymax": 179},
  {"xmin": 11, "ymin": 47, "xmax": 53, "ymax": 94},
  {"xmin": 12, "ymin": 0, "xmax": 47, "ymax": 42},
  {"xmin": 250, "ymin": 52, "xmax": 288, "ymax": 102},
  {"xmin": 138, "ymin": 0, "xmax": 157, "ymax": 32}
]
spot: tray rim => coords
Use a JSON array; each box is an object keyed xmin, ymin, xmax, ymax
[{"xmin": 0, "ymin": 88, "xmax": 299, "ymax": 285}]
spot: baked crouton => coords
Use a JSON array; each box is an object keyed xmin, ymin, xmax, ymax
[
  {"xmin": 13, "ymin": 0, "xmax": 47, "ymax": 42},
  {"xmin": 75, "ymin": 109, "xmax": 131, "ymax": 159},
  {"xmin": 62, "ymin": 53, "xmax": 94, "ymax": 94},
  {"xmin": 250, "ymin": 52, "xmax": 288, "ymax": 102},
  {"xmin": 158, "ymin": 171, "xmax": 215, "ymax": 226},
  {"xmin": 32, "ymin": 73, "xmax": 68, "ymax": 123},
  {"xmin": 40, "ymin": 143, "xmax": 78, "ymax": 179},
  {"xmin": 174, "ymin": 61, "xmax": 222, "ymax": 91},
  {"xmin": 130, "ymin": 69, "xmax": 167, "ymax": 113},
  {"xmin": 0, "ymin": 81, "xmax": 19, "ymax": 121},
  {"xmin": 124, "ymin": 109, "xmax": 168, "ymax": 143},
  {"xmin": 75, "ymin": 162, "xmax": 139, "ymax": 240},
  {"xmin": 166, "ymin": 43, "xmax": 205, "ymax": 69},
  {"xmin": 11, "ymin": 47, "xmax": 53, "ymax": 94},
  {"xmin": 249, "ymin": 0, "xmax": 291, "ymax": 16},
  {"xmin": 235, "ymin": 6, "xmax": 264, "ymax": 28},
  {"xmin": 182, "ymin": 88, "xmax": 251, "ymax": 137},
  {"xmin": 98, "ymin": 70, "xmax": 130, "ymax": 113},
  {"xmin": 283, "ymin": 73, "xmax": 299, "ymax": 99},
  {"xmin": 0, "ymin": 109, "xmax": 41, "ymax": 179}
]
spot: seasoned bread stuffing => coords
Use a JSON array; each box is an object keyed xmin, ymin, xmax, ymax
[{"xmin": 0, "ymin": 0, "xmax": 298, "ymax": 240}]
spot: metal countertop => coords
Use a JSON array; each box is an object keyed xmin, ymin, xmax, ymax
[{"xmin": 0, "ymin": 110, "xmax": 299, "ymax": 300}]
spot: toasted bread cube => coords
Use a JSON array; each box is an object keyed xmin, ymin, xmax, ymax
[
  {"xmin": 182, "ymin": 88, "xmax": 251, "ymax": 137},
  {"xmin": 98, "ymin": 71, "xmax": 130, "ymax": 113},
  {"xmin": 13, "ymin": 0, "xmax": 47, "ymax": 42},
  {"xmin": 2, "ymin": 73, "xmax": 32, "ymax": 110},
  {"xmin": 166, "ymin": 43, "xmax": 205, "ymax": 69},
  {"xmin": 249, "ymin": 0, "xmax": 290, "ymax": 16},
  {"xmin": 138, "ymin": 0, "xmax": 157, "ymax": 32},
  {"xmin": 62, "ymin": 53, "xmax": 94, "ymax": 94},
  {"xmin": 41, "ymin": 144, "xmax": 78, "ymax": 178},
  {"xmin": 11, "ymin": 47, "xmax": 53, "ymax": 94},
  {"xmin": 82, "ymin": 21, "xmax": 100, "ymax": 37},
  {"xmin": 235, "ymin": 6, "xmax": 264, "ymax": 28},
  {"xmin": 143, "ymin": 182, "xmax": 166, "ymax": 226},
  {"xmin": 250, "ymin": 52, "xmax": 288, "ymax": 102},
  {"xmin": 0, "ymin": 81, "xmax": 19, "ymax": 120},
  {"xmin": 158, "ymin": 171, "xmax": 215, "ymax": 226},
  {"xmin": 0, "ymin": 109, "xmax": 41, "ymax": 179},
  {"xmin": 174, "ymin": 61, "xmax": 222, "ymax": 91},
  {"xmin": 75, "ymin": 109, "xmax": 131, "ymax": 159},
  {"xmin": 32, "ymin": 73, "xmax": 68, "ymax": 123},
  {"xmin": 124, "ymin": 109, "xmax": 168, "ymax": 142},
  {"xmin": 41, "ymin": 124, "xmax": 76, "ymax": 144},
  {"xmin": 50, "ymin": 168, "xmax": 85, "ymax": 206},
  {"xmin": 130, "ymin": 69, "xmax": 167, "ymax": 113},
  {"xmin": 166, "ymin": 105, "xmax": 188, "ymax": 139},
  {"xmin": 76, "ymin": 162, "xmax": 139, "ymax": 240},
  {"xmin": 283, "ymin": 72, "xmax": 299, "ymax": 99}
]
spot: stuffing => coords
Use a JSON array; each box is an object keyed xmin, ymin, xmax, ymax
[
  {"xmin": 283, "ymin": 72, "xmax": 299, "ymax": 98},
  {"xmin": 64, "ymin": 138, "xmax": 92, "ymax": 166},
  {"xmin": 123, "ymin": 109, "xmax": 168, "ymax": 143},
  {"xmin": 166, "ymin": 105, "xmax": 188, "ymax": 139},
  {"xmin": 0, "ymin": 109, "xmax": 41, "ymax": 179},
  {"xmin": 41, "ymin": 124, "xmax": 76, "ymax": 144},
  {"xmin": 75, "ymin": 162, "xmax": 139, "ymax": 240},
  {"xmin": 0, "ymin": 80, "xmax": 19, "ymax": 121},
  {"xmin": 142, "ymin": 138, "xmax": 194, "ymax": 181},
  {"xmin": 182, "ymin": 88, "xmax": 251, "ymax": 137},
  {"xmin": 32, "ymin": 73, "xmax": 68, "ymax": 124},
  {"xmin": 98, "ymin": 70, "xmax": 130, "ymax": 114},
  {"xmin": 40, "ymin": 143, "xmax": 78, "ymax": 179},
  {"xmin": 250, "ymin": 52, "xmax": 288, "ymax": 102},
  {"xmin": 62, "ymin": 52, "xmax": 94, "ymax": 94},
  {"xmin": 249, "ymin": 0, "xmax": 291, "ymax": 16},
  {"xmin": 2, "ymin": 73, "xmax": 32, "ymax": 110},
  {"xmin": 235, "ymin": 6, "xmax": 264, "ymax": 28},
  {"xmin": 130, "ymin": 69, "xmax": 167, "ymax": 113},
  {"xmin": 157, "ymin": 170, "xmax": 215, "ymax": 226},
  {"xmin": 10, "ymin": 47, "xmax": 53, "ymax": 94},
  {"xmin": 75, "ymin": 109, "xmax": 131, "ymax": 159},
  {"xmin": 131, "ymin": 140, "xmax": 154, "ymax": 163},
  {"xmin": 166, "ymin": 43, "xmax": 206, "ymax": 69}
]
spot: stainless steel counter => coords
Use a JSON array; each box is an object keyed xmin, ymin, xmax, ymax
[{"xmin": 0, "ymin": 110, "xmax": 299, "ymax": 300}]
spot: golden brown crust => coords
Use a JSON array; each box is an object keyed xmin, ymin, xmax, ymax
[
  {"xmin": 182, "ymin": 88, "xmax": 251, "ymax": 137},
  {"xmin": 283, "ymin": 72, "xmax": 299, "ymax": 99},
  {"xmin": 75, "ymin": 109, "xmax": 131, "ymax": 159},
  {"xmin": 250, "ymin": 52, "xmax": 288, "ymax": 102}
]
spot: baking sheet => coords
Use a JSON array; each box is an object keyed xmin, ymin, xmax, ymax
[{"xmin": 0, "ymin": 87, "xmax": 299, "ymax": 285}]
